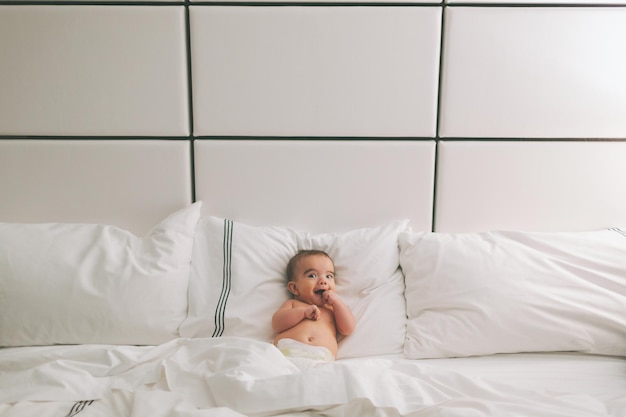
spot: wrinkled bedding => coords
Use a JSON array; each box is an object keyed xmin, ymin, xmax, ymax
[{"xmin": 1, "ymin": 337, "xmax": 625, "ymax": 417}]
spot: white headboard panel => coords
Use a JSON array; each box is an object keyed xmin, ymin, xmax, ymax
[
  {"xmin": 435, "ymin": 141, "xmax": 626, "ymax": 232},
  {"xmin": 194, "ymin": 140, "xmax": 435, "ymax": 233},
  {"xmin": 0, "ymin": 6, "xmax": 188, "ymax": 137},
  {"xmin": 190, "ymin": 6, "xmax": 441, "ymax": 137},
  {"xmin": 0, "ymin": 140, "xmax": 192, "ymax": 235},
  {"xmin": 439, "ymin": 7, "xmax": 626, "ymax": 138}
]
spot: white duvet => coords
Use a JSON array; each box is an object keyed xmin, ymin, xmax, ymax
[{"xmin": 1, "ymin": 337, "xmax": 624, "ymax": 417}]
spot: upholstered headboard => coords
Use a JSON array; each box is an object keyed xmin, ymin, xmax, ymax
[{"xmin": 1, "ymin": 3, "xmax": 626, "ymax": 234}]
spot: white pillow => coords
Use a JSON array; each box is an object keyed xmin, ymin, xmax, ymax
[
  {"xmin": 181, "ymin": 217, "xmax": 299, "ymax": 342},
  {"xmin": 400, "ymin": 229, "xmax": 626, "ymax": 359},
  {"xmin": 297, "ymin": 222, "xmax": 409, "ymax": 358},
  {"xmin": 181, "ymin": 217, "xmax": 410, "ymax": 358},
  {"xmin": 0, "ymin": 203, "xmax": 201, "ymax": 347}
]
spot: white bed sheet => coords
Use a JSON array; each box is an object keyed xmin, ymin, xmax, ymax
[{"xmin": 1, "ymin": 337, "xmax": 624, "ymax": 417}]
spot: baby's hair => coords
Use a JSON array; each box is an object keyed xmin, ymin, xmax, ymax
[{"xmin": 286, "ymin": 249, "xmax": 333, "ymax": 282}]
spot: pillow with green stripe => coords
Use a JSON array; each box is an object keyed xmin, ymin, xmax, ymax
[
  {"xmin": 180, "ymin": 216, "xmax": 410, "ymax": 358},
  {"xmin": 181, "ymin": 216, "xmax": 298, "ymax": 342}
]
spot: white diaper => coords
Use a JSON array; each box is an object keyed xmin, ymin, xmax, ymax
[{"xmin": 277, "ymin": 338, "xmax": 333, "ymax": 370}]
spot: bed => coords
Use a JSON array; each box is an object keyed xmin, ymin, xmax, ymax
[{"xmin": 1, "ymin": 3, "xmax": 626, "ymax": 417}]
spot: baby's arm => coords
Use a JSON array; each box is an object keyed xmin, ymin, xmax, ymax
[
  {"xmin": 322, "ymin": 291, "xmax": 356, "ymax": 336},
  {"xmin": 272, "ymin": 300, "xmax": 320, "ymax": 333}
]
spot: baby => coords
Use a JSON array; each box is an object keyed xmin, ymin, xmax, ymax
[{"xmin": 272, "ymin": 250, "xmax": 355, "ymax": 367}]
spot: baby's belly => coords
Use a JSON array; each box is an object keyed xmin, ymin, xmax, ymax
[{"xmin": 275, "ymin": 322, "xmax": 338, "ymax": 357}]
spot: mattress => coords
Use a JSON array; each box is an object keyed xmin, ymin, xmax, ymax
[{"xmin": 1, "ymin": 337, "xmax": 624, "ymax": 417}]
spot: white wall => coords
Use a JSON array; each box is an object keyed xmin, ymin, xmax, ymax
[{"xmin": 1, "ymin": 1, "xmax": 626, "ymax": 232}]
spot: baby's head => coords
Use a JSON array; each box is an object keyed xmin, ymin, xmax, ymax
[
  {"xmin": 286, "ymin": 250, "xmax": 333, "ymax": 281},
  {"xmin": 286, "ymin": 250, "xmax": 336, "ymax": 305}
]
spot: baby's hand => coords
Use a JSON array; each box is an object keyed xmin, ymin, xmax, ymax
[
  {"xmin": 305, "ymin": 305, "xmax": 320, "ymax": 321},
  {"xmin": 321, "ymin": 290, "xmax": 339, "ymax": 306}
]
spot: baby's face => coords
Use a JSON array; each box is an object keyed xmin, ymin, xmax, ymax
[{"xmin": 288, "ymin": 254, "xmax": 336, "ymax": 306}]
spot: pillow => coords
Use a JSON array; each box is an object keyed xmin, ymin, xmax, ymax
[
  {"xmin": 181, "ymin": 217, "xmax": 299, "ymax": 342},
  {"xmin": 400, "ymin": 229, "xmax": 626, "ymax": 359},
  {"xmin": 0, "ymin": 202, "xmax": 201, "ymax": 347},
  {"xmin": 180, "ymin": 217, "xmax": 410, "ymax": 358},
  {"xmin": 297, "ymin": 222, "xmax": 410, "ymax": 358}
]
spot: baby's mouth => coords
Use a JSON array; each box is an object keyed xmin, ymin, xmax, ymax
[{"xmin": 314, "ymin": 289, "xmax": 325, "ymax": 296}]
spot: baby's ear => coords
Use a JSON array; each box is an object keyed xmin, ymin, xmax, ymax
[{"xmin": 287, "ymin": 281, "xmax": 299, "ymax": 296}]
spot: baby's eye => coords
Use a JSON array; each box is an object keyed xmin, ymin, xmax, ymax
[
  {"xmin": 307, "ymin": 273, "xmax": 318, "ymax": 279},
  {"xmin": 326, "ymin": 274, "xmax": 334, "ymax": 280}
]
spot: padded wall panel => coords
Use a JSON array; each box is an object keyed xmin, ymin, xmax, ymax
[
  {"xmin": 0, "ymin": 6, "xmax": 188, "ymax": 136},
  {"xmin": 190, "ymin": 7, "xmax": 441, "ymax": 137},
  {"xmin": 195, "ymin": 140, "xmax": 435, "ymax": 232},
  {"xmin": 449, "ymin": 0, "xmax": 626, "ymax": 3},
  {"xmin": 191, "ymin": 0, "xmax": 435, "ymax": 2},
  {"xmin": 0, "ymin": 140, "xmax": 192, "ymax": 235},
  {"xmin": 6, "ymin": 0, "xmax": 182, "ymax": 2},
  {"xmin": 435, "ymin": 141, "xmax": 626, "ymax": 232},
  {"xmin": 439, "ymin": 8, "xmax": 626, "ymax": 138}
]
